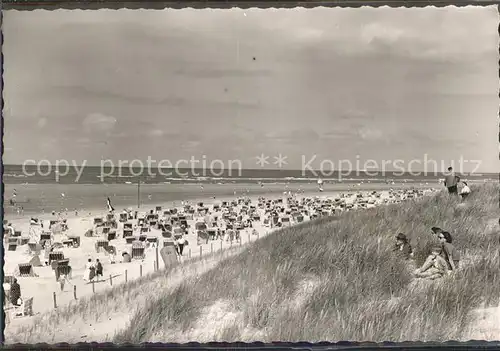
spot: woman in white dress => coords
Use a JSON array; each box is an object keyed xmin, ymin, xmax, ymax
[
  {"xmin": 460, "ymin": 181, "xmax": 471, "ymax": 200},
  {"xmin": 83, "ymin": 258, "xmax": 94, "ymax": 282}
]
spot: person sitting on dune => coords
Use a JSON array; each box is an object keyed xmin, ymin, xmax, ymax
[
  {"xmin": 414, "ymin": 246, "xmax": 449, "ymax": 280},
  {"xmin": 439, "ymin": 231, "xmax": 460, "ymax": 271},
  {"xmin": 431, "ymin": 227, "xmax": 444, "ymax": 243},
  {"xmin": 393, "ymin": 233, "xmax": 413, "ymax": 260},
  {"xmin": 459, "ymin": 181, "xmax": 471, "ymax": 200}
]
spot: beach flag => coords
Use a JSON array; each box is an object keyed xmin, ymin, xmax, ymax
[{"xmin": 107, "ymin": 197, "xmax": 115, "ymax": 213}]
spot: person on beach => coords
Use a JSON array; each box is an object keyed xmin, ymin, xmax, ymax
[
  {"xmin": 439, "ymin": 231, "xmax": 460, "ymax": 271},
  {"xmin": 83, "ymin": 258, "xmax": 95, "ymax": 282},
  {"xmin": 414, "ymin": 246, "xmax": 449, "ymax": 280},
  {"xmin": 393, "ymin": 233, "xmax": 413, "ymax": 260},
  {"xmin": 109, "ymin": 249, "xmax": 116, "ymax": 264},
  {"xmin": 175, "ymin": 235, "xmax": 186, "ymax": 257},
  {"xmin": 58, "ymin": 272, "xmax": 73, "ymax": 291},
  {"xmin": 122, "ymin": 252, "xmax": 132, "ymax": 263},
  {"xmin": 459, "ymin": 182, "xmax": 471, "ymax": 200},
  {"xmin": 9, "ymin": 278, "xmax": 22, "ymax": 306},
  {"xmin": 443, "ymin": 167, "xmax": 460, "ymax": 195},
  {"xmin": 95, "ymin": 259, "xmax": 104, "ymax": 282}
]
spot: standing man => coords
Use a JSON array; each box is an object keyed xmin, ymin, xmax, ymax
[
  {"xmin": 10, "ymin": 278, "xmax": 22, "ymax": 306},
  {"xmin": 444, "ymin": 167, "xmax": 460, "ymax": 195}
]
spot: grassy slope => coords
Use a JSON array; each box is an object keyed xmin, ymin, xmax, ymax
[{"xmin": 114, "ymin": 183, "xmax": 500, "ymax": 343}]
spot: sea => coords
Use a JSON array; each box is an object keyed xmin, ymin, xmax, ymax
[{"xmin": 2, "ymin": 164, "xmax": 495, "ymax": 217}]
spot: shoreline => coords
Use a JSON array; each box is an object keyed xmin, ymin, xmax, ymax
[
  {"xmin": 5, "ymin": 190, "xmax": 345, "ymax": 225},
  {"xmin": 3, "ymin": 182, "xmax": 441, "ymax": 222}
]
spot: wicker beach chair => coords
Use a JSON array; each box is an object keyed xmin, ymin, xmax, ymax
[
  {"xmin": 131, "ymin": 242, "xmax": 145, "ymax": 260},
  {"xmin": 95, "ymin": 240, "xmax": 109, "ymax": 253}
]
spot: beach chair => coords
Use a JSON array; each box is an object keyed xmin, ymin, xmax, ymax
[
  {"xmin": 48, "ymin": 251, "xmax": 65, "ymax": 264},
  {"xmin": 17, "ymin": 237, "xmax": 29, "ymax": 246},
  {"xmin": 67, "ymin": 236, "xmax": 81, "ymax": 248},
  {"xmin": 138, "ymin": 235, "xmax": 147, "ymax": 242},
  {"xmin": 162, "ymin": 231, "xmax": 173, "ymax": 239},
  {"xmin": 119, "ymin": 213, "xmax": 128, "ymax": 222},
  {"xmin": 207, "ymin": 229, "xmax": 216, "ymax": 240},
  {"xmin": 8, "ymin": 243, "xmax": 17, "ymax": 252},
  {"xmin": 102, "ymin": 227, "xmax": 111, "ymax": 235},
  {"xmin": 62, "ymin": 239, "xmax": 74, "ymax": 248},
  {"xmin": 55, "ymin": 264, "xmax": 72, "ymax": 281},
  {"xmin": 12, "ymin": 297, "xmax": 34, "ymax": 318},
  {"xmin": 95, "ymin": 240, "xmax": 109, "ymax": 253},
  {"xmin": 140, "ymin": 227, "xmax": 149, "ymax": 234},
  {"xmin": 17, "ymin": 263, "xmax": 35, "ymax": 277},
  {"xmin": 163, "ymin": 240, "xmax": 175, "ymax": 248},
  {"xmin": 107, "ymin": 232, "xmax": 117, "ymax": 241},
  {"xmin": 123, "ymin": 229, "xmax": 133, "ymax": 238},
  {"xmin": 281, "ymin": 216, "xmax": 291, "ymax": 227},
  {"xmin": 125, "ymin": 236, "xmax": 136, "ymax": 244},
  {"xmin": 146, "ymin": 237, "xmax": 158, "ymax": 247},
  {"xmin": 131, "ymin": 243, "xmax": 146, "ymax": 260}
]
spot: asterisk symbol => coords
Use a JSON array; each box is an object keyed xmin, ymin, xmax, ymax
[
  {"xmin": 273, "ymin": 154, "xmax": 288, "ymax": 168},
  {"xmin": 255, "ymin": 154, "xmax": 270, "ymax": 167}
]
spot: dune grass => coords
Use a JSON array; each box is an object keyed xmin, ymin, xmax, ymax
[
  {"xmin": 5, "ymin": 245, "xmax": 246, "ymax": 343},
  {"xmin": 113, "ymin": 183, "xmax": 500, "ymax": 343}
]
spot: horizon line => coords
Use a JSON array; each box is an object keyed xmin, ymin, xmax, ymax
[{"xmin": 2, "ymin": 163, "xmax": 494, "ymax": 175}]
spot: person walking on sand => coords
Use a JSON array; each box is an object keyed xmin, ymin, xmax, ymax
[
  {"xmin": 459, "ymin": 181, "xmax": 471, "ymax": 200},
  {"xmin": 83, "ymin": 258, "xmax": 95, "ymax": 282},
  {"xmin": 95, "ymin": 259, "xmax": 104, "ymax": 282},
  {"xmin": 175, "ymin": 235, "xmax": 186, "ymax": 257},
  {"xmin": 443, "ymin": 167, "xmax": 460, "ymax": 195},
  {"xmin": 58, "ymin": 272, "xmax": 73, "ymax": 291}
]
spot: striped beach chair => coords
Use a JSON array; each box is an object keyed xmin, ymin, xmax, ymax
[{"xmin": 131, "ymin": 242, "xmax": 145, "ymax": 260}]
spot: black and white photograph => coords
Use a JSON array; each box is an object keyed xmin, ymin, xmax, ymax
[{"xmin": 2, "ymin": 6, "xmax": 499, "ymax": 343}]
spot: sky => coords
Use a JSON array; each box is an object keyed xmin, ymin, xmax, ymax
[{"xmin": 3, "ymin": 6, "xmax": 499, "ymax": 172}]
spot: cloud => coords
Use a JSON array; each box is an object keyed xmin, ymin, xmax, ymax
[
  {"xmin": 82, "ymin": 112, "xmax": 117, "ymax": 134},
  {"xmin": 264, "ymin": 128, "xmax": 321, "ymax": 144},
  {"xmin": 183, "ymin": 141, "xmax": 201, "ymax": 149},
  {"xmin": 149, "ymin": 130, "xmax": 165, "ymax": 137},
  {"xmin": 358, "ymin": 127, "xmax": 383, "ymax": 141},
  {"xmin": 37, "ymin": 117, "xmax": 47, "ymax": 128}
]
